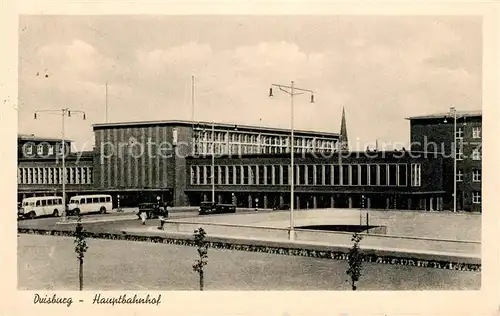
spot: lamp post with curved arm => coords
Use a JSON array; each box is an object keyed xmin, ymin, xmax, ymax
[
  {"xmin": 33, "ymin": 108, "xmax": 87, "ymax": 221},
  {"xmin": 269, "ymin": 81, "xmax": 315, "ymax": 241}
]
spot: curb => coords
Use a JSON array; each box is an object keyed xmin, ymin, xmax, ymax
[
  {"xmin": 18, "ymin": 227, "xmax": 481, "ymax": 272},
  {"xmin": 55, "ymin": 214, "xmax": 138, "ymax": 225}
]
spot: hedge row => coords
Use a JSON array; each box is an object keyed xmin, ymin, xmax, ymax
[{"xmin": 18, "ymin": 228, "xmax": 481, "ymax": 272}]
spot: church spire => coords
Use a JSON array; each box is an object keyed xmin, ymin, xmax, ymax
[{"xmin": 340, "ymin": 107, "xmax": 349, "ymax": 151}]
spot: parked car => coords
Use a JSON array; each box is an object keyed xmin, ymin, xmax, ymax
[
  {"xmin": 273, "ymin": 204, "xmax": 290, "ymax": 210},
  {"xmin": 137, "ymin": 202, "xmax": 169, "ymax": 219},
  {"xmin": 198, "ymin": 202, "xmax": 236, "ymax": 215}
]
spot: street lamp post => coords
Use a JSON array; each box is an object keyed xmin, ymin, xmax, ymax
[
  {"xmin": 444, "ymin": 106, "xmax": 467, "ymax": 213},
  {"xmin": 34, "ymin": 108, "xmax": 87, "ymax": 221},
  {"xmin": 211, "ymin": 122, "xmax": 215, "ymax": 203},
  {"xmin": 269, "ymin": 81, "xmax": 315, "ymax": 241}
]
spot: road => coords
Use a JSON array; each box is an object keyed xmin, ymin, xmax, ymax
[
  {"xmin": 17, "ymin": 209, "xmax": 188, "ymax": 233},
  {"xmin": 18, "ymin": 207, "xmax": 481, "ymax": 241},
  {"xmin": 18, "ymin": 234, "xmax": 480, "ymax": 291}
]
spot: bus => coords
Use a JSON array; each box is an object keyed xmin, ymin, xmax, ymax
[
  {"xmin": 19, "ymin": 196, "xmax": 64, "ymax": 219},
  {"xmin": 67, "ymin": 194, "xmax": 112, "ymax": 216}
]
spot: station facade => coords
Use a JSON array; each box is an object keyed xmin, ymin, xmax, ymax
[
  {"xmin": 18, "ymin": 109, "xmax": 482, "ymax": 212},
  {"xmin": 91, "ymin": 119, "xmax": 341, "ymax": 207},
  {"xmin": 185, "ymin": 151, "xmax": 447, "ymax": 211}
]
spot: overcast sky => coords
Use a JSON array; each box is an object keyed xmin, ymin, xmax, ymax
[{"xmin": 18, "ymin": 15, "xmax": 482, "ymax": 151}]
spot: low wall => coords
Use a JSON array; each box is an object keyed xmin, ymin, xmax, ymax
[
  {"xmin": 366, "ymin": 226, "xmax": 387, "ymax": 234},
  {"xmin": 161, "ymin": 220, "xmax": 481, "ymax": 257},
  {"xmin": 18, "ymin": 227, "xmax": 481, "ymax": 272}
]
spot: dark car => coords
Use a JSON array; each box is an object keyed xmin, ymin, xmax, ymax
[
  {"xmin": 199, "ymin": 202, "xmax": 236, "ymax": 215},
  {"xmin": 273, "ymin": 204, "xmax": 290, "ymax": 210},
  {"xmin": 137, "ymin": 202, "xmax": 169, "ymax": 219}
]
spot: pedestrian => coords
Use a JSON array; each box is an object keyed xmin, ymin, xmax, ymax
[
  {"xmin": 255, "ymin": 198, "xmax": 259, "ymax": 211},
  {"xmin": 140, "ymin": 210, "xmax": 147, "ymax": 225}
]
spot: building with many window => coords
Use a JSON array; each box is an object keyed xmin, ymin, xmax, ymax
[
  {"xmin": 91, "ymin": 119, "xmax": 341, "ymax": 206},
  {"xmin": 18, "ymin": 108, "xmax": 482, "ymax": 213},
  {"xmin": 17, "ymin": 134, "xmax": 95, "ymax": 202},
  {"xmin": 407, "ymin": 110, "xmax": 482, "ymax": 212},
  {"xmin": 185, "ymin": 150, "xmax": 446, "ymax": 211}
]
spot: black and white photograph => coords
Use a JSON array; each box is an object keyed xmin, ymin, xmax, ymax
[{"xmin": 3, "ymin": 2, "xmax": 500, "ymax": 315}]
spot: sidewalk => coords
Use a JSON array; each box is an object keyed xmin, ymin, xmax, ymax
[{"xmin": 121, "ymin": 225, "xmax": 480, "ymax": 264}]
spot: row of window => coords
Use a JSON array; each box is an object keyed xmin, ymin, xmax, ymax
[
  {"xmin": 194, "ymin": 143, "xmax": 336, "ymax": 155},
  {"xmin": 190, "ymin": 163, "xmax": 421, "ymax": 187},
  {"xmin": 22, "ymin": 143, "xmax": 68, "ymax": 156},
  {"xmin": 70, "ymin": 196, "xmax": 111, "ymax": 204},
  {"xmin": 455, "ymin": 126, "xmax": 481, "ymax": 139},
  {"xmin": 18, "ymin": 167, "xmax": 93, "ymax": 185},
  {"xmin": 456, "ymin": 169, "xmax": 482, "ymax": 182},
  {"xmin": 192, "ymin": 130, "xmax": 337, "ymax": 155}
]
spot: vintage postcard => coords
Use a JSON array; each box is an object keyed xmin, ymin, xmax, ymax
[{"xmin": 1, "ymin": 1, "xmax": 499, "ymax": 315}]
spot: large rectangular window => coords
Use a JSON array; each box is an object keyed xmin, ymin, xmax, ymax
[
  {"xmin": 360, "ymin": 164, "xmax": 368, "ymax": 186},
  {"xmin": 379, "ymin": 164, "xmax": 388, "ymax": 186},
  {"xmin": 189, "ymin": 166, "xmax": 196, "ymax": 185},
  {"xmin": 221, "ymin": 166, "xmax": 227, "ymax": 185},
  {"xmin": 298, "ymin": 165, "xmax": 306, "ymax": 185},
  {"xmin": 243, "ymin": 166, "xmax": 249, "ymax": 184},
  {"xmin": 398, "ymin": 164, "xmax": 407, "ymax": 186},
  {"xmin": 258, "ymin": 165, "xmax": 264, "ymax": 185},
  {"xmin": 351, "ymin": 165, "xmax": 359, "ymax": 186},
  {"xmin": 87, "ymin": 168, "xmax": 93, "ymax": 184},
  {"xmin": 207, "ymin": 166, "xmax": 213, "ymax": 184},
  {"xmin": 411, "ymin": 163, "xmax": 421, "ymax": 187},
  {"xmin": 282, "ymin": 165, "xmax": 289, "ymax": 185},
  {"xmin": 315, "ymin": 165, "xmax": 323, "ymax": 185},
  {"xmin": 342, "ymin": 165, "xmax": 350, "ymax": 185},
  {"xmin": 81, "ymin": 167, "xmax": 87, "ymax": 184},
  {"xmin": 307, "ymin": 165, "xmax": 314, "ymax": 185},
  {"xmin": 228, "ymin": 166, "xmax": 234, "ymax": 185},
  {"xmin": 249, "ymin": 165, "xmax": 257, "ymax": 185},
  {"xmin": 33, "ymin": 168, "xmax": 38, "ymax": 184},
  {"xmin": 235, "ymin": 166, "xmax": 242, "ymax": 184},
  {"xmin": 200, "ymin": 166, "xmax": 206, "ymax": 184},
  {"xmin": 273, "ymin": 165, "xmax": 280, "ymax": 185},
  {"xmin": 388, "ymin": 164, "xmax": 397, "ymax": 186},
  {"xmin": 266, "ymin": 165, "xmax": 273, "ymax": 185},
  {"xmin": 214, "ymin": 166, "xmax": 220, "ymax": 185},
  {"xmin": 369, "ymin": 165, "xmax": 377, "ymax": 186},
  {"xmin": 332, "ymin": 165, "xmax": 339, "ymax": 185}
]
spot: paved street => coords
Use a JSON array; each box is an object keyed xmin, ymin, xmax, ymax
[
  {"xmin": 18, "ymin": 234, "xmax": 480, "ymax": 291},
  {"xmin": 174, "ymin": 208, "xmax": 481, "ymax": 241},
  {"xmin": 18, "ymin": 208, "xmax": 481, "ymax": 241}
]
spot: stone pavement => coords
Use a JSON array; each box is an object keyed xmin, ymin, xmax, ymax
[{"xmin": 122, "ymin": 223, "xmax": 480, "ymax": 264}]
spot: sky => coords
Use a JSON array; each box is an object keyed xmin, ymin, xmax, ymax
[{"xmin": 18, "ymin": 15, "xmax": 482, "ymax": 151}]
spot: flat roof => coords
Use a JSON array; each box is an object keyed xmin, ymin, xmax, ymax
[
  {"xmin": 406, "ymin": 110, "xmax": 482, "ymax": 120},
  {"xmin": 92, "ymin": 119, "xmax": 340, "ymax": 138},
  {"xmin": 18, "ymin": 134, "xmax": 72, "ymax": 142}
]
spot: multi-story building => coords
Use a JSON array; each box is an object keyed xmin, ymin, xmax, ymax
[
  {"xmin": 407, "ymin": 110, "xmax": 482, "ymax": 212},
  {"xmin": 185, "ymin": 150, "xmax": 446, "ymax": 211},
  {"xmin": 17, "ymin": 134, "xmax": 95, "ymax": 202},
  {"xmin": 91, "ymin": 120, "xmax": 341, "ymax": 206},
  {"xmin": 18, "ymin": 108, "xmax": 481, "ymax": 213}
]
